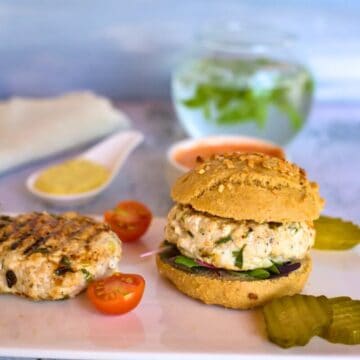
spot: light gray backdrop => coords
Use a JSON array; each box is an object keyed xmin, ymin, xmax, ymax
[{"xmin": 0, "ymin": 0, "xmax": 359, "ymax": 101}]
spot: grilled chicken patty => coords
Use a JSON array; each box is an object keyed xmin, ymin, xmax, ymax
[
  {"xmin": 0, "ymin": 212, "xmax": 121, "ymax": 300},
  {"xmin": 165, "ymin": 205, "xmax": 314, "ymax": 271}
]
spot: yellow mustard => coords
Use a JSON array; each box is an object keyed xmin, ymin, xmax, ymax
[{"xmin": 34, "ymin": 159, "xmax": 110, "ymax": 195}]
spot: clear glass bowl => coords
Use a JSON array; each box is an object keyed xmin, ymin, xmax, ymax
[{"xmin": 171, "ymin": 23, "xmax": 314, "ymax": 145}]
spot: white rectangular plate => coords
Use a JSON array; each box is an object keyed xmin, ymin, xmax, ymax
[{"xmin": 0, "ymin": 217, "xmax": 359, "ymax": 359}]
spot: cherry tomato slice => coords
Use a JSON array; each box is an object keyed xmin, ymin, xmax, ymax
[
  {"xmin": 104, "ymin": 200, "xmax": 152, "ymax": 243},
  {"xmin": 87, "ymin": 273, "xmax": 145, "ymax": 315}
]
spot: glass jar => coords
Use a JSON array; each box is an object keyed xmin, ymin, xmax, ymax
[{"xmin": 171, "ymin": 23, "xmax": 314, "ymax": 145}]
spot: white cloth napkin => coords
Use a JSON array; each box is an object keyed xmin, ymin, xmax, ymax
[{"xmin": 0, "ymin": 91, "xmax": 129, "ymax": 174}]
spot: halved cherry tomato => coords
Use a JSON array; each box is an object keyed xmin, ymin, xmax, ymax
[
  {"xmin": 87, "ymin": 273, "xmax": 145, "ymax": 315},
  {"xmin": 104, "ymin": 200, "xmax": 152, "ymax": 243}
]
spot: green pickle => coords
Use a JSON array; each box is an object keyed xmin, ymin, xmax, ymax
[
  {"xmin": 314, "ymin": 216, "xmax": 360, "ymax": 250},
  {"xmin": 262, "ymin": 295, "xmax": 332, "ymax": 348},
  {"xmin": 322, "ymin": 297, "xmax": 360, "ymax": 345},
  {"xmin": 263, "ymin": 295, "xmax": 360, "ymax": 347}
]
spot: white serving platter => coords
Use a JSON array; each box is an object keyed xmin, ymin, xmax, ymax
[{"xmin": 0, "ymin": 217, "xmax": 359, "ymax": 359}]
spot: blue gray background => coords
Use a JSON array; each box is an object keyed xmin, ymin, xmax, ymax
[{"xmin": 0, "ymin": 0, "xmax": 359, "ymax": 101}]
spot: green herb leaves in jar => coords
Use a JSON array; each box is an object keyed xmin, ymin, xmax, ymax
[{"xmin": 172, "ymin": 25, "xmax": 314, "ymax": 144}]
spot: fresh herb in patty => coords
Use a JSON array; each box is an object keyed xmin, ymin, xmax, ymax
[
  {"xmin": 242, "ymin": 228, "xmax": 253, "ymax": 238},
  {"xmin": 215, "ymin": 235, "xmax": 232, "ymax": 245},
  {"xmin": 55, "ymin": 256, "xmax": 73, "ymax": 276},
  {"xmin": 81, "ymin": 268, "xmax": 93, "ymax": 282},
  {"xmin": 60, "ymin": 256, "xmax": 71, "ymax": 267},
  {"xmin": 54, "ymin": 267, "xmax": 73, "ymax": 276},
  {"xmin": 233, "ymin": 245, "xmax": 246, "ymax": 269},
  {"xmin": 289, "ymin": 224, "xmax": 300, "ymax": 234}
]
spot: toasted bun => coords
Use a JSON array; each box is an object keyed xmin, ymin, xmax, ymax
[
  {"xmin": 156, "ymin": 255, "xmax": 312, "ymax": 309},
  {"xmin": 171, "ymin": 153, "xmax": 324, "ymax": 222}
]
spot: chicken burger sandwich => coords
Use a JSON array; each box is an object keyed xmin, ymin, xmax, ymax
[{"xmin": 156, "ymin": 153, "xmax": 324, "ymax": 309}]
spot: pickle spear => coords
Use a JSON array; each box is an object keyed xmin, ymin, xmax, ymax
[
  {"xmin": 262, "ymin": 295, "xmax": 332, "ymax": 348},
  {"xmin": 314, "ymin": 216, "xmax": 360, "ymax": 250},
  {"xmin": 322, "ymin": 297, "xmax": 360, "ymax": 345}
]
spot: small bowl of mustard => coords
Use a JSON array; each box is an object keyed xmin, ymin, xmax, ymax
[{"xmin": 26, "ymin": 131, "xmax": 143, "ymax": 207}]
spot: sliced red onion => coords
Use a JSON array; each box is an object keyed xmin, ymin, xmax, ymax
[
  {"xmin": 140, "ymin": 245, "xmax": 172, "ymax": 258},
  {"xmin": 196, "ymin": 259, "xmax": 219, "ymax": 269},
  {"xmin": 276, "ymin": 262, "xmax": 301, "ymax": 276}
]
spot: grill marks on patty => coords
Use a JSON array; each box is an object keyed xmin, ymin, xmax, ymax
[
  {"xmin": 23, "ymin": 235, "xmax": 50, "ymax": 255},
  {"xmin": 0, "ymin": 218, "xmax": 29, "ymax": 245},
  {"xmin": 0, "ymin": 212, "xmax": 110, "ymax": 259},
  {"xmin": 0, "ymin": 216, "xmax": 12, "ymax": 229},
  {"xmin": 10, "ymin": 232, "xmax": 33, "ymax": 250},
  {"xmin": 0, "ymin": 212, "xmax": 122, "ymax": 300}
]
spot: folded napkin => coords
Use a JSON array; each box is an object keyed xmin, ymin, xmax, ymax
[{"xmin": 0, "ymin": 91, "xmax": 129, "ymax": 175}]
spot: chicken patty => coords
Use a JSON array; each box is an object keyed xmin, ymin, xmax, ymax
[
  {"xmin": 165, "ymin": 205, "xmax": 314, "ymax": 271},
  {"xmin": 0, "ymin": 212, "xmax": 122, "ymax": 300}
]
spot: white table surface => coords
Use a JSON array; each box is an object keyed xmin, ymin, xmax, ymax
[{"xmin": 0, "ymin": 100, "xmax": 359, "ymax": 359}]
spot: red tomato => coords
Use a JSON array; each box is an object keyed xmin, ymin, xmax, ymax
[
  {"xmin": 87, "ymin": 273, "xmax": 145, "ymax": 315},
  {"xmin": 104, "ymin": 200, "xmax": 152, "ymax": 243}
]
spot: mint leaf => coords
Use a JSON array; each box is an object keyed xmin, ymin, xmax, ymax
[
  {"xmin": 271, "ymin": 87, "xmax": 303, "ymax": 130},
  {"xmin": 203, "ymin": 101, "xmax": 211, "ymax": 119},
  {"xmin": 247, "ymin": 268, "xmax": 271, "ymax": 279},
  {"xmin": 304, "ymin": 78, "xmax": 314, "ymax": 94},
  {"xmin": 233, "ymin": 245, "xmax": 246, "ymax": 269},
  {"xmin": 179, "ymin": 57, "xmax": 311, "ymax": 131},
  {"xmin": 277, "ymin": 102, "xmax": 303, "ymax": 130},
  {"xmin": 267, "ymin": 262, "xmax": 280, "ymax": 275},
  {"xmin": 174, "ymin": 255, "xmax": 199, "ymax": 268},
  {"xmin": 182, "ymin": 97, "xmax": 204, "ymax": 108},
  {"xmin": 216, "ymin": 105, "xmax": 249, "ymax": 124}
]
